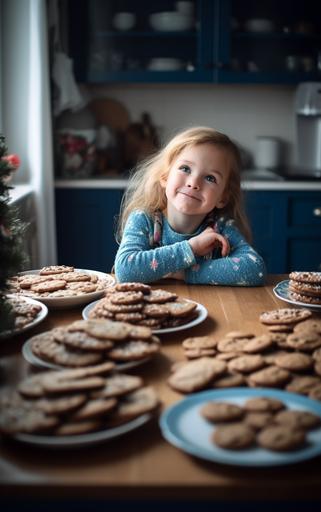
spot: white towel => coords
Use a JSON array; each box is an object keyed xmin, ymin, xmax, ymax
[{"xmin": 52, "ymin": 52, "xmax": 86, "ymax": 116}]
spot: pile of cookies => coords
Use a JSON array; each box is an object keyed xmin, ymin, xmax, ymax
[
  {"xmin": 28, "ymin": 318, "xmax": 161, "ymax": 367},
  {"xmin": 169, "ymin": 308, "xmax": 321, "ymax": 400},
  {"xmin": 200, "ymin": 397, "xmax": 321, "ymax": 452},
  {"xmin": 88, "ymin": 282, "xmax": 198, "ymax": 330},
  {"xmin": 288, "ymin": 271, "xmax": 321, "ymax": 306},
  {"xmin": 8, "ymin": 265, "xmax": 110, "ymax": 299},
  {"xmin": 0, "ymin": 362, "xmax": 159, "ymax": 437},
  {"xmin": 4, "ymin": 295, "xmax": 42, "ymax": 331}
]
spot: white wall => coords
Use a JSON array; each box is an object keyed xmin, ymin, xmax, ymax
[
  {"xmin": 88, "ymin": 83, "xmax": 297, "ymax": 167},
  {"xmin": 2, "ymin": 0, "xmax": 30, "ymax": 182}
]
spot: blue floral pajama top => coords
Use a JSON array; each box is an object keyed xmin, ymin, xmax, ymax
[{"xmin": 114, "ymin": 210, "xmax": 266, "ymax": 286}]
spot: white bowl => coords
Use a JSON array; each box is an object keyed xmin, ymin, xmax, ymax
[
  {"xmin": 244, "ymin": 18, "xmax": 275, "ymax": 33},
  {"xmin": 149, "ymin": 11, "xmax": 193, "ymax": 31},
  {"xmin": 112, "ymin": 12, "xmax": 136, "ymax": 31},
  {"xmin": 148, "ymin": 58, "xmax": 184, "ymax": 71}
]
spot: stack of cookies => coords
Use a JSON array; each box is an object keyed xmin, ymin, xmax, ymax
[
  {"xmin": 200, "ymin": 397, "xmax": 321, "ymax": 452},
  {"xmin": 28, "ymin": 318, "xmax": 161, "ymax": 368},
  {"xmin": 169, "ymin": 308, "xmax": 321, "ymax": 400},
  {"xmin": 0, "ymin": 362, "xmax": 159, "ymax": 437},
  {"xmin": 88, "ymin": 282, "xmax": 198, "ymax": 330},
  {"xmin": 9, "ymin": 265, "xmax": 111, "ymax": 299},
  {"xmin": 288, "ymin": 271, "xmax": 321, "ymax": 306},
  {"xmin": 4, "ymin": 296, "xmax": 43, "ymax": 331}
]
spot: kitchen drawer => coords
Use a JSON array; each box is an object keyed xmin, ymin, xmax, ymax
[{"xmin": 288, "ymin": 195, "xmax": 321, "ymax": 228}]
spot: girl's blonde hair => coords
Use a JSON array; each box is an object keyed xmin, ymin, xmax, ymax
[{"xmin": 117, "ymin": 126, "xmax": 251, "ymax": 242}]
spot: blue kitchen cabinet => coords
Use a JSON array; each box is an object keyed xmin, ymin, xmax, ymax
[
  {"xmin": 217, "ymin": 0, "xmax": 321, "ymax": 84},
  {"xmin": 55, "ymin": 187, "xmax": 321, "ymax": 276},
  {"xmin": 55, "ymin": 188, "xmax": 124, "ymax": 272},
  {"xmin": 67, "ymin": 0, "xmax": 321, "ymax": 84},
  {"xmin": 69, "ymin": 0, "xmax": 215, "ymax": 83},
  {"xmin": 244, "ymin": 191, "xmax": 287, "ymax": 274},
  {"xmin": 244, "ymin": 190, "xmax": 321, "ymax": 273}
]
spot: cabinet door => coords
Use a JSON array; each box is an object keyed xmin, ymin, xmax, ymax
[
  {"xmin": 245, "ymin": 190, "xmax": 321, "ymax": 273},
  {"xmin": 288, "ymin": 238, "xmax": 321, "ymax": 271},
  {"xmin": 217, "ymin": 0, "xmax": 321, "ymax": 84},
  {"xmin": 287, "ymin": 192, "xmax": 321, "ymax": 271},
  {"xmin": 55, "ymin": 188, "xmax": 123, "ymax": 272},
  {"xmin": 68, "ymin": 0, "xmax": 217, "ymax": 83},
  {"xmin": 244, "ymin": 191, "xmax": 287, "ymax": 273}
]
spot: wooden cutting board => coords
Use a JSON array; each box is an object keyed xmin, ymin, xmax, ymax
[{"xmin": 89, "ymin": 98, "xmax": 130, "ymax": 132}]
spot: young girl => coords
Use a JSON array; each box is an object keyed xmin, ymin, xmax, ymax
[{"xmin": 114, "ymin": 126, "xmax": 266, "ymax": 286}]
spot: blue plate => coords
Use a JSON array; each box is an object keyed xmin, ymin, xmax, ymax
[
  {"xmin": 273, "ymin": 279, "xmax": 321, "ymax": 312},
  {"xmin": 160, "ymin": 388, "xmax": 321, "ymax": 467}
]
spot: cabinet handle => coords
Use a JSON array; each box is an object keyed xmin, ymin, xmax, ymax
[{"xmin": 313, "ymin": 207, "xmax": 321, "ymax": 217}]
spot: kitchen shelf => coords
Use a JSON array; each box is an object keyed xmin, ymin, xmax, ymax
[
  {"xmin": 87, "ymin": 70, "xmax": 206, "ymax": 83},
  {"xmin": 233, "ymin": 32, "xmax": 321, "ymax": 41},
  {"xmin": 95, "ymin": 31, "xmax": 197, "ymax": 38},
  {"xmin": 218, "ymin": 70, "xmax": 319, "ymax": 84}
]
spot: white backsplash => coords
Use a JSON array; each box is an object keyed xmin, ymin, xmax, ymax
[{"xmin": 88, "ymin": 83, "xmax": 296, "ymax": 167}]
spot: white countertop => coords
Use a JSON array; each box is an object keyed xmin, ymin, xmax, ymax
[{"xmin": 55, "ymin": 179, "xmax": 321, "ymax": 191}]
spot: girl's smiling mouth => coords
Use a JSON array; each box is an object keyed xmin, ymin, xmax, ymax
[{"xmin": 177, "ymin": 188, "xmax": 202, "ymax": 201}]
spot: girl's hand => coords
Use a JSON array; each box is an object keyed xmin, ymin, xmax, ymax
[
  {"xmin": 212, "ymin": 233, "xmax": 230, "ymax": 257},
  {"xmin": 189, "ymin": 227, "xmax": 230, "ymax": 257}
]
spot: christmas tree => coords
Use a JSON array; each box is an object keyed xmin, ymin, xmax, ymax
[{"xmin": 0, "ymin": 134, "xmax": 26, "ymax": 333}]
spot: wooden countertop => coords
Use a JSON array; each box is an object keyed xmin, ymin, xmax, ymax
[{"xmin": 1, "ymin": 275, "xmax": 321, "ymax": 502}]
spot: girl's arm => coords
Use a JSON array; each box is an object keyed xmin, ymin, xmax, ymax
[
  {"xmin": 114, "ymin": 211, "xmax": 196, "ymax": 283},
  {"xmin": 185, "ymin": 221, "xmax": 266, "ymax": 286}
]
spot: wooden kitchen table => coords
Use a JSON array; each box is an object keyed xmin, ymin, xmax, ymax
[{"xmin": 1, "ymin": 275, "xmax": 321, "ymax": 506}]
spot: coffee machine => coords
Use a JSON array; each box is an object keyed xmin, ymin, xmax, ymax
[{"xmin": 290, "ymin": 82, "xmax": 321, "ymax": 178}]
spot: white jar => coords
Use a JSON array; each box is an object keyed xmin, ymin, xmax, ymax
[{"xmin": 254, "ymin": 136, "xmax": 281, "ymax": 169}]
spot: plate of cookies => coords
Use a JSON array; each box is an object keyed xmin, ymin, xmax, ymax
[
  {"xmin": 274, "ymin": 272, "xmax": 321, "ymax": 312},
  {"xmin": 82, "ymin": 282, "xmax": 208, "ymax": 334},
  {"xmin": 160, "ymin": 388, "xmax": 321, "ymax": 466},
  {"xmin": 22, "ymin": 318, "xmax": 161, "ymax": 372},
  {"xmin": 0, "ymin": 363, "xmax": 160, "ymax": 448},
  {"xmin": 0, "ymin": 295, "xmax": 48, "ymax": 340},
  {"xmin": 8, "ymin": 266, "xmax": 115, "ymax": 309}
]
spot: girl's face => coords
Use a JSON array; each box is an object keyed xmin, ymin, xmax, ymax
[{"xmin": 161, "ymin": 143, "xmax": 230, "ymax": 218}]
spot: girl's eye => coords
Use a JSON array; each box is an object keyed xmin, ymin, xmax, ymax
[
  {"xmin": 205, "ymin": 175, "xmax": 217, "ymax": 183},
  {"xmin": 179, "ymin": 165, "xmax": 190, "ymax": 173}
]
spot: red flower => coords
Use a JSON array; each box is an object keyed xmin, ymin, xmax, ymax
[{"xmin": 2, "ymin": 154, "xmax": 20, "ymax": 170}]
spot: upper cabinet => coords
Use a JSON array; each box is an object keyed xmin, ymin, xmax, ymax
[
  {"xmin": 68, "ymin": 0, "xmax": 214, "ymax": 83},
  {"xmin": 67, "ymin": 0, "xmax": 321, "ymax": 84},
  {"xmin": 218, "ymin": 0, "xmax": 321, "ymax": 84}
]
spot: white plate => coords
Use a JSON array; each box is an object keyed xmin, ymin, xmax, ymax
[
  {"xmin": 154, "ymin": 302, "xmax": 208, "ymax": 334},
  {"xmin": 273, "ymin": 280, "xmax": 321, "ymax": 312},
  {"xmin": 0, "ymin": 295, "xmax": 48, "ymax": 340},
  {"xmin": 13, "ymin": 413, "xmax": 153, "ymax": 449},
  {"xmin": 22, "ymin": 337, "xmax": 151, "ymax": 372},
  {"xmin": 82, "ymin": 300, "xmax": 208, "ymax": 335},
  {"xmin": 16, "ymin": 269, "xmax": 115, "ymax": 309},
  {"xmin": 160, "ymin": 388, "xmax": 321, "ymax": 467}
]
